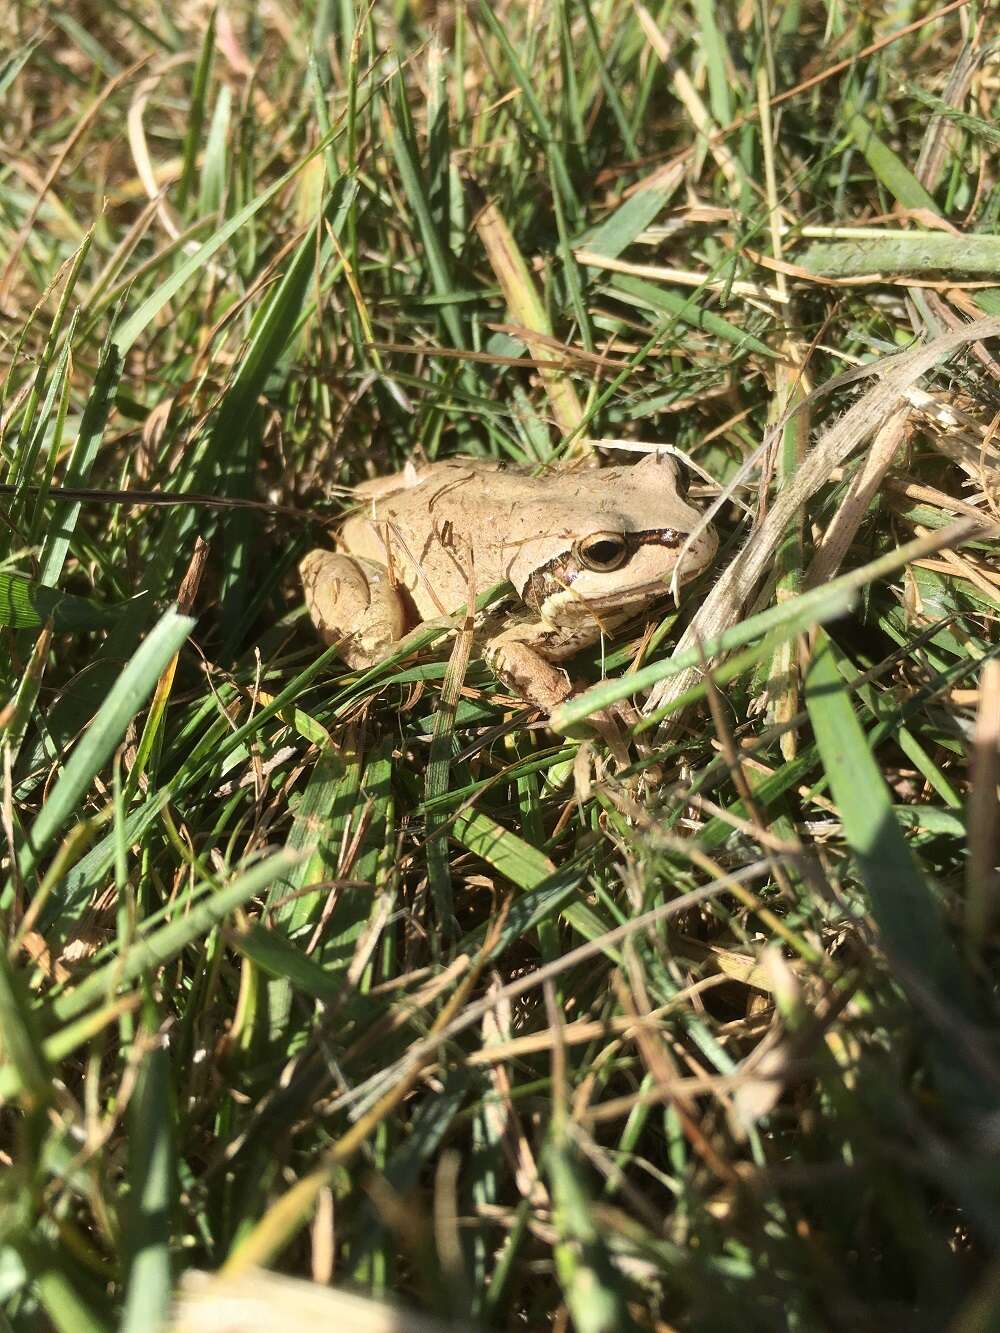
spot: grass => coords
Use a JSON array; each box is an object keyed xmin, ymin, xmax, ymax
[{"xmin": 1, "ymin": 1, "xmax": 999, "ymax": 1329}]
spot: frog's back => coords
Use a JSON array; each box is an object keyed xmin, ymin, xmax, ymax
[{"xmin": 341, "ymin": 459, "xmax": 538, "ymax": 614}]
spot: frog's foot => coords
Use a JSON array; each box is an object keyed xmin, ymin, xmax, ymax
[
  {"xmin": 487, "ymin": 632, "xmax": 655, "ymax": 775},
  {"xmin": 299, "ymin": 550, "xmax": 407, "ymax": 669}
]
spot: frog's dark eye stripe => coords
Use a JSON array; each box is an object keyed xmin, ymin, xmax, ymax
[
  {"xmin": 632, "ymin": 528, "xmax": 683, "ymax": 549},
  {"xmin": 574, "ymin": 531, "xmax": 629, "ymax": 572}
]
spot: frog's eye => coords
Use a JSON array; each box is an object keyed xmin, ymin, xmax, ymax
[{"xmin": 576, "ymin": 531, "xmax": 629, "ymax": 572}]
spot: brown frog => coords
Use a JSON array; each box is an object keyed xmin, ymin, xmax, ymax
[{"xmin": 300, "ymin": 453, "xmax": 718, "ymax": 713}]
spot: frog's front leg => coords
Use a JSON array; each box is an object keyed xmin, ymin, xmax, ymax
[
  {"xmin": 486, "ymin": 622, "xmax": 636, "ymax": 767},
  {"xmin": 300, "ymin": 550, "xmax": 407, "ymax": 669},
  {"xmin": 484, "ymin": 624, "xmax": 575, "ymax": 715}
]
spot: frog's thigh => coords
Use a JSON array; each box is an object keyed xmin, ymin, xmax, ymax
[
  {"xmin": 299, "ymin": 550, "xmax": 407, "ymax": 669},
  {"xmin": 485, "ymin": 628, "xmax": 573, "ymax": 714}
]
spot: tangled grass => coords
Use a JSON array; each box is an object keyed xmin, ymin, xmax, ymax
[{"xmin": 1, "ymin": 2, "xmax": 999, "ymax": 1328}]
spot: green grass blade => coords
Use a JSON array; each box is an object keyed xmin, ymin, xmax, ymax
[
  {"xmin": 581, "ymin": 170, "xmax": 681, "ymax": 261},
  {"xmin": 805, "ymin": 631, "xmax": 972, "ymax": 1010},
  {"xmin": 198, "ymin": 82, "xmax": 232, "ymax": 218},
  {"xmin": 475, "ymin": 0, "xmax": 581, "ymax": 224},
  {"xmin": 120, "ymin": 1034, "xmax": 173, "ymax": 1333},
  {"xmin": 552, "ymin": 569, "xmax": 857, "ymax": 732},
  {"xmin": 116, "ymin": 143, "xmax": 326, "ymax": 356},
  {"xmin": 846, "ymin": 109, "xmax": 940, "ymax": 213},
  {"xmin": 548, "ymin": 1140, "xmax": 636, "ymax": 1333},
  {"xmin": 0, "ymin": 949, "xmax": 51, "ymax": 1108},
  {"xmin": 0, "ymin": 35, "xmax": 40, "ymax": 98},
  {"xmin": 36, "ymin": 334, "xmax": 122, "ymax": 588},
  {"xmin": 799, "ymin": 233, "xmax": 1000, "ymax": 277},
  {"xmin": 11, "ymin": 610, "xmax": 194, "ymax": 889},
  {"xmin": 387, "ymin": 70, "xmax": 465, "ymax": 352},
  {"xmin": 609, "ymin": 272, "xmax": 777, "ymax": 359},
  {"xmin": 425, "ymin": 615, "xmax": 475, "ymax": 931},
  {"xmin": 50, "ymin": 847, "xmax": 302, "ymax": 1023},
  {"xmin": 0, "ymin": 996, "xmax": 139, "ymax": 1102},
  {"xmin": 0, "ymin": 575, "xmax": 134, "ymax": 632},
  {"xmin": 692, "ymin": 0, "xmax": 732, "ymax": 126},
  {"xmin": 7, "ymin": 244, "xmax": 89, "ymax": 494},
  {"xmin": 578, "ymin": 0, "xmax": 639, "ymax": 160},
  {"xmin": 205, "ymin": 215, "xmax": 323, "ymax": 643},
  {"xmin": 211, "ymin": 221, "xmax": 323, "ymax": 459},
  {"xmin": 176, "ymin": 7, "xmax": 216, "ymax": 212},
  {"xmin": 228, "ymin": 922, "xmax": 344, "ymax": 1002},
  {"xmin": 8, "ymin": 7, "xmax": 1000, "ymax": 1324},
  {"xmin": 33, "ymin": 1264, "xmax": 105, "ymax": 1333},
  {"xmin": 451, "ymin": 809, "xmax": 556, "ymax": 890}
]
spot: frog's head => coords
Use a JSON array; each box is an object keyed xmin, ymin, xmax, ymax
[{"xmin": 504, "ymin": 452, "xmax": 718, "ymax": 621}]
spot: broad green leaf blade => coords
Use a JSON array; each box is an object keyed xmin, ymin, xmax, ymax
[
  {"xmin": 451, "ymin": 809, "xmax": 556, "ymax": 890},
  {"xmin": 692, "ymin": 0, "xmax": 732, "ymax": 125},
  {"xmin": 0, "ymin": 575, "xmax": 133, "ymax": 631},
  {"xmin": 580, "ymin": 169, "xmax": 680, "ymax": 261},
  {"xmin": 228, "ymin": 922, "xmax": 343, "ymax": 1002},
  {"xmin": 34, "ymin": 1265, "xmax": 105, "ymax": 1333},
  {"xmin": 799, "ymin": 233, "xmax": 1000, "ymax": 277}
]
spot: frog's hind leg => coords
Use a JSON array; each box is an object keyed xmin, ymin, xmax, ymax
[{"xmin": 299, "ymin": 551, "xmax": 407, "ymax": 669}]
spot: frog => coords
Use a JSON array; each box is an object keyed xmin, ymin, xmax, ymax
[{"xmin": 299, "ymin": 452, "xmax": 718, "ymax": 717}]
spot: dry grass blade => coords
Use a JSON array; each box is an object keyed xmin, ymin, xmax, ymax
[
  {"xmin": 806, "ymin": 408, "xmax": 911, "ymax": 586},
  {"xmin": 172, "ymin": 1268, "xmax": 466, "ymax": 1332},
  {"xmin": 645, "ymin": 315, "xmax": 1000, "ymax": 718},
  {"xmin": 0, "ymin": 55, "xmax": 151, "ymax": 306},
  {"xmin": 471, "ymin": 189, "xmax": 587, "ymax": 452}
]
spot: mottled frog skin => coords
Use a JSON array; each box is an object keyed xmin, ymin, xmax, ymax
[{"xmin": 300, "ymin": 452, "xmax": 718, "ymax": 712}]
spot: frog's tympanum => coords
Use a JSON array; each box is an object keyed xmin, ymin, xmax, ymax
[{"xmin": 300, "ymin": 454, "xmax": 718, "ymax": 714}]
